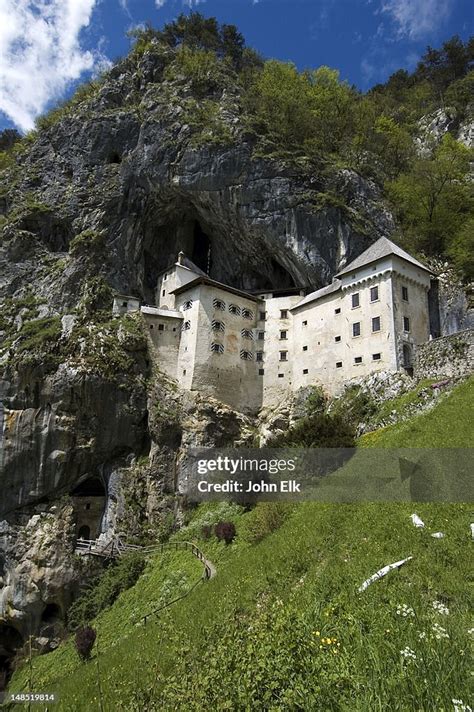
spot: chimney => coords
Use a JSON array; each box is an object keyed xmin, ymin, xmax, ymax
[{"xmin": 177, "ymin": 251, "xmax": 185, "ymax": 265}]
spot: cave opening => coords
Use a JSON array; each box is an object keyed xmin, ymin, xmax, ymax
[
  {"xmin": 71, "ymin": 477, "xmax": 106, "ymax": 543},
  {"xmin": 107, "ymin": 151, "xmax": 122, "ymax": 164},
  {"xmin": 0, "ymin": 625, "xmax": 23, "ymax": 692},
  {"xmin": 191, "ymin": 220, "xmax": 212, "ymax": 275},
  {"xmin": 41, "ymin": 603, "xmax": 61, "ymax": 625}
]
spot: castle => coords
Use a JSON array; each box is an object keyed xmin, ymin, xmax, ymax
[{"xmin": 113, "ymin": 237, "xmax": 437, "ymax": 413}]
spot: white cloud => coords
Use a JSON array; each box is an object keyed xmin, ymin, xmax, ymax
[
  {"xmin": 0, "ymin": 0, "xmax": 107, "ymax": 132},
  {"xmin": 380, "ymin": 0, "xmax": 453, "ymax": 39}
]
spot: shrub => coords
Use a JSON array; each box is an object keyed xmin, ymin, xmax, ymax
[
  {"xmin": 74, "ymin": 626, "xmax": 96, "ymax": 661},
  {"xmin": 69, "ymin": 229, "xmax": 105, "ymax": 258},
  {"xmin": 214, "ymin": 521, "xmax": 236, "ymax": 544},
  {"xmin": 241, "ymin": 503, "xmax": 293, "ymax": 544},
  {"xmin": 268, "ymin": 412, "xmax": 355, "ymax": 448},
  {"xmin": 201, "ymin": 524, "xmax": 213, "ymax": 539}
]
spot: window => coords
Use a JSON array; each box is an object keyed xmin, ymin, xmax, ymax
[
  {"xmin": 278, "ymin": 373, "xmax": 285, "ymax": 378},
  {"xmin": 240, "ymin": 349, "xmax": 253, "ymax": 360},
  {"xmin": 335, "ymin": 308, "xmax": 341, "ymax": 314},
  {"xmin": 242, "ymin": 308, "xmax": 254, "ymax": 320},
  {"xmin": 162, "ymin": 290, "xmax": 165, "ymax": 297},
  {"xmin": 212, "ymin": 320, "xmax": 225, "ymax": 333},
  {"xmin": 280, "ymin": 309, "xmax": 288, "ymax": 319},
  {"xmin": 302, "ymin": 320, "xmax": 308, "ymax": 326},
  {"xmin": 182, "ymin": 300, "xmax": 193, "ymax": 311},
  {"xmin": 258, "ymin": 368, "xmax": 265, "ymax": 376},
  {"xmin": 241, "ymin": 329, "xmax": 254, "ymax": 340},
  {"xmin": 183, "ymin": 369, "xmax": 186, "ymax": 375},
  {"xmin": 182, "ymin": 320, "xmax": 191, "ymax": 331},
  {"xmin": 303, "ymin": 369, "xmax": 309, "ymax": 374},
  {"xmin": 352, "ymin": 293, "xmax": 360, "ymax": 308},
  {"xmin": 256, "ymin": 351, "xmax": 263, "ymax": 362},
  {"xmin": 149, "ymin": 324, "xmax": 154, "ymax": 330},
  {"xmin": 335, "ymin": 335, "xmax": 341, "ymax": 343},
  {"xmin": 229, "ymin": 304, "xmax": 241, "ymax": 316},
  {"xmin": 372, "ymin": 316, "xmax": 381, "ymax": 332},
  {"xmin": 352, "ymin": 322, "xmax": 361, "ymax": 337},
  {"xmin": 403, "ymin": 316, "xmax": 410, "ymax": 332},
  {"xmin": 370, "ymin": 286, "xmax": 379, "ymax": 302},
  {"xmin": 303, "ymin": 345, "xmax": 308, "ymax": 351},
  {"xmin": 259, "ymin": 311, "xmax": 266, "ymax": 321},
  {"xmin": 280, "ymin": 330, "xmax": 287, "ymax": 340},
  {"xmin": 372, "ymin": 353, "xmax": 381, "ymax": 361},
  {"xmin": 336, "ymin": 362, "xmax": 343, "ymax": 368},
  {"xmin": 279, "ymin": 351, "xmax": 288, "ymax": 361},
  {"xmin": 402, "ymin": 286, "xmax": 409, "ymax": 302},
  {"xmin": 158, "ymin": 324, "xmax": 164, "ymax": 331},
  {"xmin": 354, "ymin": 356, "xmax": 363, "ymax": 364},
  {"xmin": 210, "ymin": 342, "xmax": 224, "ymax": 354},
  {"xmin": 258, "ymin": 331, "xmax": 265, "ymax": 340},
  {"xmin": 122, "ymin": 301, "xmax": 128, "ymax": 308},
  {"xmin": 163, "ymin": 273, "xmax": 168, "ymax": 281},
  {"xmin": 213, "ymin": 298, "xmax": 226, "ymax": 311}
]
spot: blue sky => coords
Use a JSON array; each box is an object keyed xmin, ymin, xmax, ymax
[{"xmin": 0, "ymin": 0, "xmax": 472, "ymax": 133}]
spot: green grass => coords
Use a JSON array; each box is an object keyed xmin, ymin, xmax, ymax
[{"xmin": 6, "ymin": 377, "xmax": 474, "ymax": 711}]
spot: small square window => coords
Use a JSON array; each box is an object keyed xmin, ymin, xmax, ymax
[
  {"xmin": 303, "ymin": 345, "xmax": 308, "ymax": 351},
  {"xmin": 302, "ymin": 320, "xmax": 308, "ymax": 326},
  {"xmin": 256, "ymin": 351, "xmax": 263, "ymax": 362},
  {"xmin": 158, "ymin": 324, "xmax": 164, "ymax": 331},
  {"xmin": 335, "ymin": 335, "xmax": 341, "ymax": 343},
  {"xmin": 122, "ymin": 301, "xmax": 128, "ymax": 308},
  {"xmin": 352, "ymin": 293, "xmax": 360, "ymax": 308},
  {"xmin": 278, "ymin": 373, "xmax": 285, "ymax": 378},
  {"xmin": 336, "ymin": 361, "xmax": 343, "ymax": 368},
  {"xmin": 370, "ymin": 286, "xmax": 379, "ymax": 302},
  {"xmin": 258, "ymin": 331, "xmax": 265, "ymax": 340},
  {"xmin": 303, "ymin": 369, "xmax": 309, "ymax": 374},
  {"xmin": 352, "ymin": 322, "xmax": 361, "ymax": 337},
  {"xmin": 335, "ymin": 308, "xmax": 341, "ymax": 314},
  {"xmin": 372, "ymin": 316, "xmax": 380, "ymax": 332},
  {"xmin": 259, "ymin": 311, "xmax": 266, "ymax": 321},
  {"xmin": 280, "ymin": 309, "xmax": 288, "ymax": 319},
  {"xmin": 85, "ymin": 503, "xmax": 91, "ymax": 511},
  {"xmin": 403, "ymin": 316, "xmax": 410, "ymax": 332},
  {"xmin": 280, "ymin": 330, "xmax": 287, "ymax": 340},
  {"xmin": 149, "ymin": 324, "xmax": 154, "ymax": 330},
  {"xmin": 259, "ymin": 368, "xmax": 265, "ymax": 376},
  {"xmin": 402, "ymin": 286, "xmax": 409, "ymax": 302},
  {"xmin": 354, "ymin": 356, "xmax": 362, "ymax": 364},
  {"xmin": 279, "ymin": 351, "xmax": 288, "ymax": 361},
  {"xmin": 372, "ymin": 353, "xmax": 381, "ymax": 361}
]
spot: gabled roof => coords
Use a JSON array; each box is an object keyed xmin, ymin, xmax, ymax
[
  {"xmin": 171, "ymin": 276, "xmax": 261, "ymax": 302},
  {"xmin": 335, "ymin": 237, "xmax": 431, "ymax": 277},
  {"xmin": 291, "ymin": 279, "xmax": 341, "ymax": 311}
]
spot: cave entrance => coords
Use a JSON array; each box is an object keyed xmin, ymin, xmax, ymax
[
  {"xmin": 0, "ymin": 625, "xmax": 23, "ymax": 691},
  {"xmin": 191, "ymin": 220, "xmax": 212, "ymax": 275},
  {"xmin": 71, "ymin": 477, "xmax": 106, "ymax": 543},
  {"xmin": 39, "ymin": 603, "xmax": 63, "ymax": 639}
]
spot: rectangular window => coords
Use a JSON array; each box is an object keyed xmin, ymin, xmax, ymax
[
  {"xmin": 279, "ymin": 351, "xmax": 288, "ymax": 361},
  {"xmin": 335, "ymin": 308, "xmax": 341, "ymax": 314},
  {"xmin": 336, "ymin": 361, "xmax": 343, "ymax": 368},
  {"xmin": 302, "ymin": 320, "xmax": 308, "ymax": 326},
  {"xmin": 303, "ymin": 369, "xmax": 308, "ymax": 374},
  {"xmin": 372, "ymin": 353, "xmax": 381, "ymax": 361},
  {"xmin": 162, "ymin": 290, "xmax": 165, "ymax": 297},
  {"xmin": 149, "ymin": 324, "xmax": 154, "ymax": 330},
  {"xmin": 258, "ymin": 331, "xmax": 265, "ymax": 340},
  {"xmin": 280, "ymin": 330, "xmax": 287, "ymax": 340},
  {"xmin": 370, "ymin": 286, "xmax": 379, "ymax": 302},
  {"xmin": 335, "ymin": 335, "xmax": 341, "ymax": 343},
  {"xmin": 354, "ymin": 356, "xmax": 362, "ymax": 364},
  {"xmin": 183, "ymin": 369, "xmax": 186, "ymax": 375},
  {"xmin": 278, "ymin": 373, "xmax": 285, "ymax": 378},
  {"xmin": 259, "ymin": 368, "xmax": 265, "ymax": 376},
  {"xmin": 372, "ymin": 316, "xmax": 381, "ymax": 332},
  {"xmin": 256, "ymin": 351, "xmax": 263, "ymax": 362},
  {"xmin": 402, "ymin": 286, "xmax": 409, "ymax": 302},
  {"xmin": 303, "ymin": 345, "xmax": 308, "ymax": 351},
  {"xmin": 352, "ymin": 293, "xmax": 360, "ymax": 308},
  {"xmin": 280, "ymin": 309, "xmax": 288, "ymax": 319},
  {"xmin": 259, "ymin": 311, "xmax": 266, "ymax": 321},
  {"xmin": 158, "ymin": 324, "xmax": 164, "ymax": 331},
  {"xmin": 352, "ymin": 322, "xmax": 361, "ymax": 337},
  {"xmin": 403, "ymin": 316, "xmax": 410, "ymax": 332},
  {"xmin": 122, "ymin": 301, "xmax": 128, "ymax": 308}
]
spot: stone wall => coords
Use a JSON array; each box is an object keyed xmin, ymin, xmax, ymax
[{"xmin": 414, "ymin": 329, "xmax": 474, "ymax": 380}]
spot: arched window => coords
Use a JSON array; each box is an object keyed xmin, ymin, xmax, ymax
[
  {"xmin": 242, "ymin": 308, "xmax": 254, "ymax": 320},
  {"xmin": 229, "ymin": 304, "xmax": 241, "ymax": 316},
  {"xmin": 240, "ymin": 350, "xmax": 253, "ymax": 360},
  {"xmin": 77, "ymin": 525, "xmax": 91, "ymax": 540},
  {"xmin": 182, "ymin": 320, "xmax": 191, "ymax": 331},
  {"xmin": 241, "ymin": 329, "xmax": 254, "ymax": 340},
  {"xmin": 210, "ymin": 342, "xmax": 224, "ymax": 354},
  {"xmin": 213, "ymin": 298, "xmax": 226, "ymax": 311},
  {"xmin": 182, "ymin": 300, "xmax": 193, "ymax": 311},
  {"xmin": 212, "ymin": 320, "xmax": 225, "ymax": 333}
]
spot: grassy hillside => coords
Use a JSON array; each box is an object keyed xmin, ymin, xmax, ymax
[{"xmin": 7, "ymin": 378, "xmax": 473, "ymax": 711}]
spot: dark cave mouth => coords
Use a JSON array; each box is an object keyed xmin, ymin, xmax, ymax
[{"xmin": 0, "ymin": 625, "xmax": 24, "ymax": 691}]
